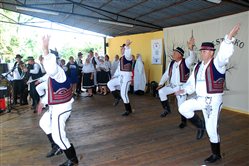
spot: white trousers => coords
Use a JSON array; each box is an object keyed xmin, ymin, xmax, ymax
[
  {"xmin": 107, "ymin": 75, "xmax": 131, "ymax": 103},
  {"xmin": 39, "ymin": 108, "xmax": 71, "ymax": 150},
  {"xmin": 179, "ymin": 95, "xmax": 222, "ymax": 143},
  {"xmin": 158, "ymin": 85, "xmax": 186, "ymax": 107}
]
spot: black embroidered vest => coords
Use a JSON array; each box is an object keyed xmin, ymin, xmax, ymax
[
  {"xmin": 48, "ymin": 77, "xmax": 72, "ymax": 105},
  {"xmin": 194, "ymin": 58, "xmax": 225, "ymax": 94},
  {"xmin": 169, "ymin": 59, "xmax": 190, "ymax": 83},
  {"xmin": 120, "ymin": 56, "xmax": 133, "ymax": 72}
]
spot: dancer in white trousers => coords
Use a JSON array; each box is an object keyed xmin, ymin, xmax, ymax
[
  {"xmin": 157, "ymin": 36, "xmax": 196, "ymax": 129},
  {"xmin": 176, "ymin": 24, "xmax": 240, "ymax": 163},
  {"xmin": 37, "ymin": 35, "xmax": 79, "ymax": 166},
  {"xmin": 107, "ymin": 40, "xmax": 134, "ymax": 116}
]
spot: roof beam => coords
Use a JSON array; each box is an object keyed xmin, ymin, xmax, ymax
[
  {"xmin": 226, "ymin": 0, "xmax": 249, "ymax": 8},
  {"xmin": 134, "ymin": 0, "xmax": 190, "ymax": 19},
  {"xmin": 0, "ymin": 1, "xmax": 161, "ymax": 30},
  {"xmin": 65, "ymin": 0, "xmax": 163, "ymax": 29},
  {"xmin": 99, "ymin": 0, "xmax": 112, "ymax": 9},
  {"xmin": 65, "ymin": 0, "xmax": 114, "ymax": 21},
  {"xmin": 118, "ymin": 0, "xmax": 148, "ymax": 13},
  {"xmin": 153, "ymin": 2, "xmax": 220, "ymax": 24}
]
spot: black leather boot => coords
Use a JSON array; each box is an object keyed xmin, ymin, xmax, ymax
[
  {"xmin": 178, "ymin": 115, "xmax": 187, "ymax": 129},
  {"xmin": 160, "ymin": 100, "xmax": 171, "ymax": 117},
  {"xmin": 46, "ymin": 144, "xmax": 63, "ymax": 158},
  {"xmin": 46, "ymin": 134, "xmax": 63, "ymax": 158},
  {"xmin": 204, "ymin": 142, "xmax": 221, "ymax": 163},
  {"xmin": 122, "ymin": 103, "xmax": 132, "ymax": 116},
  {"xmin": 111, "ymin": 90, "xmax": 121, "ymax": 106},
  {"xmin": 188, "ymin": 114, "xmax": 205, "ymax": 140},
  {"xmin": 60, "ymin": 144, "xmax": 78, "ymax": 166}
]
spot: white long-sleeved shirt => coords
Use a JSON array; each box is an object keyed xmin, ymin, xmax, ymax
[
  {"xmin": 106, "ymin": 60, "xmax": 111, "ymax": 72},
  {"xmin": 29, "ymin": 63, "xmax": 41, "ymax": 75},
  {"xmin": 96, "ymin": 62, "xmax": 109, "ymax": 72},
  {"xmin": 183, "ymin": 35, "xmax": 235, "ymax": 97},
  {"xmin": 82, "ymin": 63, "xmax": 95, "ymax": 73},
  {"xmin": 159, "ymin": 50, "xmax": 196, "ymax": 86},
  {"xmin": 12, "ymin": 63, "xmax": 23, "ymax": 80},
  {"xmin": 75, "ymin": 58, "xmax": 83, "ymax": 69}
]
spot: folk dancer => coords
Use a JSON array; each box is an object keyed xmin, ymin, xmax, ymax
[
  {"xmin": 176, "ymin": 24, "xmax": 240, "ymax": 163},
  {"xmin": 38, "ymin": 35, "xmax": 79, "ymax": 166},
  {"xmin": 107, "ymin": 40, "xmax": 134, "ymax": 116},
  {"xmin": 157, "ymin": 36, "xmax": 196, "ymax": 129}
]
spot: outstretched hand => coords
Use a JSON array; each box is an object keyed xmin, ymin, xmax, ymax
[
  {"xmin": 228, "ymin": 23, "xmax": 240, "ymax": 40},
  {"xmin": 42, "ymin": 35, "xmax": 50, "ymax": 56},
  {"xmin": 187, "ymin": 37, "xmax": 195, "ymax": 50},
  {"xmin": 126, "ymin": 39, "xmax": 132, "ymax": 47}
]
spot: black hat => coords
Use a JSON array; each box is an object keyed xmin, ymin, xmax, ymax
[
  {"xmin": 200, "ymin": 42, "xmax": 216, "ymax": 51},
  {"xmin": 15, "ymin": 54, "xmax": 23, "ymax": 59},
  {"xmin": 50, "ymin": 49, "xmax": 59, "ymax": 58},
  {"xmin": 174, "ymin": 47, "xmax": 184, "ymax": 56},
  {"xmin": 27, "ymin": 56, "xmax": 34, "ymax": 61},
  {"xmin": 120, "ymin": 43, "xmax": 126, "ymax": 47},
  {"xmin": 78, "ymin": 52, "xmax": 83, "ymax": 56},
  {"xmin": 88, "ymin": 50, "xmax": 93, "ymax": 53}
]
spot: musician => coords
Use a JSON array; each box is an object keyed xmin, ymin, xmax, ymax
[
  {"xmin": 18, "ymin": 61, "xmax": 29, "ymax": 105},
  {"xmin": 11, "ymin": 54, "xmax": 26, "ymax": 105},
  {"xmin": 26, "ymin": 56, "xmax": 42, "ymax": 112}
]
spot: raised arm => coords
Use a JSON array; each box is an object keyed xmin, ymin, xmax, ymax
[
  {"xmin": 124, "ymin": 39, "xmax": 132, "ymax": 60},
  {"xmin": 41, "ymin": 35, "xmax": 66, "ymax": 82},
  {"xmin": 42, "ymin": 35, "xmax": 50, "ymax": 56},
  {"xmin": 215, "ymin": 23, "xmax": 241, "ymax": 69},
  {"xmin": 185, "ymin": 36, "xmax": 196, "ymax": 67},
  {"xmin": 227, "ymin": 23, "xmax": 240, "ymax": 40},
  {"xmin": 187, "ymin": 36, "xmax": 195, "ymax": 51}
]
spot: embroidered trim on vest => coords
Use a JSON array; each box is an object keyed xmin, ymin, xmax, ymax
[
  {"xmin": 179, "ymin": 59, "xmax": 190, "ymax": 83},
  {"xmin": 120, "ymin": 56, "xmax": 132, "ymax": 72},
  {"xmin": 169, "ymin": 59, "xmax": 190, "ymax": 83},
  {"xmin": 194, "ymin": 59, "xmax": 225, "ymax": 94},
  {"xmin": 48, "ymin": 77, "xmax": 72, "ymax": 105},
  {"xmin": 168, "ymin": 61, "xmax": 175, "ymax": 83}
]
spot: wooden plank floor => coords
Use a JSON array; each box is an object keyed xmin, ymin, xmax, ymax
[{"xmin": 1, "ymin": 93, "xmax": 248, "ymax": 166}]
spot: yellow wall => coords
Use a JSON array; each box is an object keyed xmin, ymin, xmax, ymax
[{"xmin": 107, "ymin": 31, "xmax": 164, "ymax": 83}]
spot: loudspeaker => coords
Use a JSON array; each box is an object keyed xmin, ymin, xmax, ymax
[{"xmin": 0, "ymin": 63, "xmax": 9, "ymax": 74}]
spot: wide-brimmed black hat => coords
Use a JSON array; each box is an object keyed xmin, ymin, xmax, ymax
[
  {"xmin": 27, "ymin": 56, "xmax": 34, "ymax": 61},
  {"xmin": 78, "ymin": 52, "xmax": 83, "ymax": 56},
  {"xmin": 15, "ymin": 54, "xmax": 23, "ymax": 59},
  {"xmin": 174, "ymin": 47, "xmax": 184, "ymax": 56},
  {"xmin": 200, "ymin": 42, "xmax": 216, "ymax": 51}
]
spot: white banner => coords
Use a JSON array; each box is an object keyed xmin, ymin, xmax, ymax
[
  {"xmin": 163, "ymin": 11, "xmax": 248, "ymax": 113},
  {"xmin": 151, "ymin": 39, "xmax": 162, "ymax": 64}
]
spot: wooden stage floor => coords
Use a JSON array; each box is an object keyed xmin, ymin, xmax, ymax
[{"xmin": 1, "ymin": 93, "xmax": 248, "ymax": 166}]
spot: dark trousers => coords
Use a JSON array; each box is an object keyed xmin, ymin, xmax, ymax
[
  {"xmin": 76, "ymin": 72, "xmax": 82, "ymax": 93},
  {"xmin": 13, "ymin": 80, "xmax": 25, "ymax": 104},
  {"xmin": 30, "ymin": 82, "xmax": 39, "ymax": 107}
]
